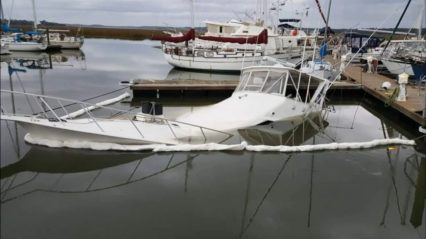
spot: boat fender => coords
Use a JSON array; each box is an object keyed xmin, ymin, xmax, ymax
[{"xmin": 381, "ymin": 81, "xmax": 391, "ymax": 91}]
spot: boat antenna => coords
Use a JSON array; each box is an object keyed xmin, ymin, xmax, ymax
[{"xmin": 380, "ymin": 0, "xmax": 413, "ymax": 57}]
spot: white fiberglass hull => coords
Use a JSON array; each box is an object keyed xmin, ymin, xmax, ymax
[
  {"xmin": 50, "ymin": 39, "xmax": 84, "ymax": 49},
  {"xmin": 382, "ymin": 59, "xmax": 414, "ymax": 76},
  {"xmin": 164, "ymin": 53, "xmax": 262, "ymax": 71},
  {"xmin": 0, "ymin": 44, "xmax": 10, "ymax": 55},
  {"xmin": 8, "ymin": 42, "xmax": 48, "ymax": 51},
  {"xmin": 0, "ymin": 115, "xmax": 213, "ymax": 145},
  {"xmin": 177, "ymin": 92, "xmax": 319, "ymax": 131}
]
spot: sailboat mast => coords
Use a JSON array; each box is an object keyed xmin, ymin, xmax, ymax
[
  {"xmin": 188, "ymin": 0, "xmax": 195, "ymax": 28},
  {"xmin": 324, "ymin": 0, "xmax": 333, "ymax": 39},
  {"xmin": 0, "ymin": 0, "xmax": 4, "ymax": 21},
  {"xmin": 381, "ymin": 0, "xmax": 412, "ymax": 55},
  {"xmin": 419, "ymin": 0, "xmax": 426, "ymax": 39},
  {"xmin": 31, "ymin": 0, "xmax": 37, "ymax": 31}
]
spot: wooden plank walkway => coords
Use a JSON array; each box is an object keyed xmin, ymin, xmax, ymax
[
  {"xmin": 131, "ymin": 79, "xmax": 361, "ymax": 91},
  {"xmin": 342, "ymin": 63, "xmax": 426, "ymax": 126}
]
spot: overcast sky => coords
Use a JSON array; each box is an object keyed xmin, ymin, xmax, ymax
[{"xmin": 2, "ymin": 0, "xmax": 425, "ymax": 29}]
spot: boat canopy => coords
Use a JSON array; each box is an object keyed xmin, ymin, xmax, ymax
[
  {"xmin": 151, "ymin": 28, "xmax": 195, "ymax": 43},
  {"xmin": 278, "ymin": 23, "xmax": 296, "ymax": 29},
  {"xmin": 235, "ymin": 67, "xmax": 290, "ymax": 95},
  {"xmin": 198, "ymin": 29, "xmax": 268, "ymax": 44}
]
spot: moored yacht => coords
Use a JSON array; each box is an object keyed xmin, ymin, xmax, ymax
[{"xmin": 154, "ymin": 19, "xmax": 315, "ymax": 72}]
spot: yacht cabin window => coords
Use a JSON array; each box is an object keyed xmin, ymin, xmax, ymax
[{"xmin": 236, "ymin": 70, "xmax": 288, "ymax": 95}]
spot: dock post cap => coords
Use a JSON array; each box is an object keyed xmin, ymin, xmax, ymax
[{"xmin": 398, "ymin": 72, "xmax": 409, "ymax": 84}]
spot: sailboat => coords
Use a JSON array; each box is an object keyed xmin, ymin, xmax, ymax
[
  {"xmin": 381, "ymin": 0, "xmax": 426, "ymax": 80},
  {"xmin": 0, "ymin": 0, "xmax": 48, "ymax": 51},
  {"xmin": 152, "ymin": 1, "xmax": 314, "ymax": 72}
]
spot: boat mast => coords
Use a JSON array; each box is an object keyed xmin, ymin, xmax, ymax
[
  {"xmin": 0, "ymin": 0, "xmax": 4, "ymax": 22},
  {"xmin": 381, "ymin": 0, "xmax": 412, "ymax": 55},
  {"xmin": 190, "ymin": 0, "xmax": 194, "ymax": 28},
  {"xmin": 324, "ymin": 0, "xmax": 332, "ymax": 39},
  {"xmin": 8, "ymin": 0, "xmax": 15, "ymax": 28},
  {"xmin": 416, "ymin": 0, "xmax": 426, "ymax": 39},
  {"xmin": 31, "ymin": 0, "xmax": 38, "ymax": 31}
]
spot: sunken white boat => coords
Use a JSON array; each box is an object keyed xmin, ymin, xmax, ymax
[
  {"xmin": 176, "ymin": 65, "xmax": 331, "ymax": 130},
  {"xmin": 0, "ymin": 65, "xmax": 331, "ymax": 147}
]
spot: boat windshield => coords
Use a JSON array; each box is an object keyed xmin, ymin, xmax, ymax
[{"xmin": 236, "ymin": 70, "xmax": 288, "ymax": 95}]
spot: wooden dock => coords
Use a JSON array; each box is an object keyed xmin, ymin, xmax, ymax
[
  {"xmin": 342, "ymin": 63, "xmax": 425, "ymax": 126},
  {"xmin": 131, "ymin": 78, "xmax": 361, "ymax": 92}
]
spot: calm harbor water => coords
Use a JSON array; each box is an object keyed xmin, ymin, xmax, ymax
[{"xmin": 1, "ymin": 39, "xmax": 425, "ymax": 239}]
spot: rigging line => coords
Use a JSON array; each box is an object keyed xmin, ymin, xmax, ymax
[
  {"xmin": 240, "ymin": 155, "xmax": 255, "ymax": 236},
  {"xmin": 32, "ymin": 86, "xmax": 129, "ymax": 115},
  {"xmin": 349, "ymin": 90, "xmax": 367, "ymax": 129},
  {"xmin": 313, "ymin": 0, "xmax": 327, "ymax": 25},
  {"xmin": 381, "ymin": 121, "xmax": 405, "ymax": 224},
  {"xmin": 239, "ymin": 154, "xmax": 292, "ymax": 237},
  {"xmin": 3, "ymin": 120, "xmax": 19, "ymax": 157},
  {"xmin": 0, "ymin": 173, "xmax": 17, "ymax": 200},
  {"xmin": 1, "ymin": 173, "xmax": 39, "ymax": 193},
  {"xmin": 9, "ymin": 62, "xmax": 36, "ymax": 114},
  {"xmin": 381, "ymin": 0, "xmax": 413, "ymax": 57},
  {"xmin": 37, "ymin": 155, "xmax": 193, "ymax": 195},
  {"xmin": 307, "ymin": 135, "xmax": 315, "ymax": 227}
]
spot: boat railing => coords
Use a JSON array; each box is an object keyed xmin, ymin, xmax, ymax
[{"xmin": 0, "ymin": 90, "xmax": 233, "ymax": 143}]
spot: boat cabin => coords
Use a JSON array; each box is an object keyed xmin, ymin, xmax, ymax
[
  {"xmin": 235, "ymin": 66, "xmax": 327, "ymax": 98},
  {"xmin": 236, "ymin": 67, "xmax": 291, "ymax": 96}
]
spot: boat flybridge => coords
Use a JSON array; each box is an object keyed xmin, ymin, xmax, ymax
[
  {"xmin": 0, "ymin": 65, "xmax": 331, "ymax": 147},
  {"xmin": 177, "ymin": 65, "xmax": 331, "ymax": 131}
]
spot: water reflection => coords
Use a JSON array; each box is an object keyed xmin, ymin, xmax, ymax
[
  {"xmin": 0, "ymin": 146, "xmax": 195, "ymax": 203},
  {"xmin": 1, "ymin": 50, "xmax": 86, "ymax": 70},
  {"xmin": 239, "ymin": 115, "xmax": 329, "ymax": 146}
]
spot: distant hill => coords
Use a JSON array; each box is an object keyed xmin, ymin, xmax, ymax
[{"xmin": 2, "ymin": 19, "xmax": 424, "ymax": 40}]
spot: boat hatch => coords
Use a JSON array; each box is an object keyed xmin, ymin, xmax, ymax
[{"xmin": 236, "ymin": 69, "xmax": 289, "ymax": 96}]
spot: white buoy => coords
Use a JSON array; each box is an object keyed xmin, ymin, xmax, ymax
[
  {"xmin": 397, "ymin": 73, "xmax": 409, "ymax": 102},
  {"xmin": 381, "ymin": 81, "xmax": 391, "ymax": 91}
]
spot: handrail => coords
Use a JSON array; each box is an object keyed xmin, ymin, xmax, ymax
[{"xmin": 0, "ymin": 90, "xmax": 234, "ymax": 140}]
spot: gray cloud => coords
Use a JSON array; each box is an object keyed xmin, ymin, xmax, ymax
[{"xmin": 2, "ymin": 0, "xmax": 425, "ymax": 28}]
